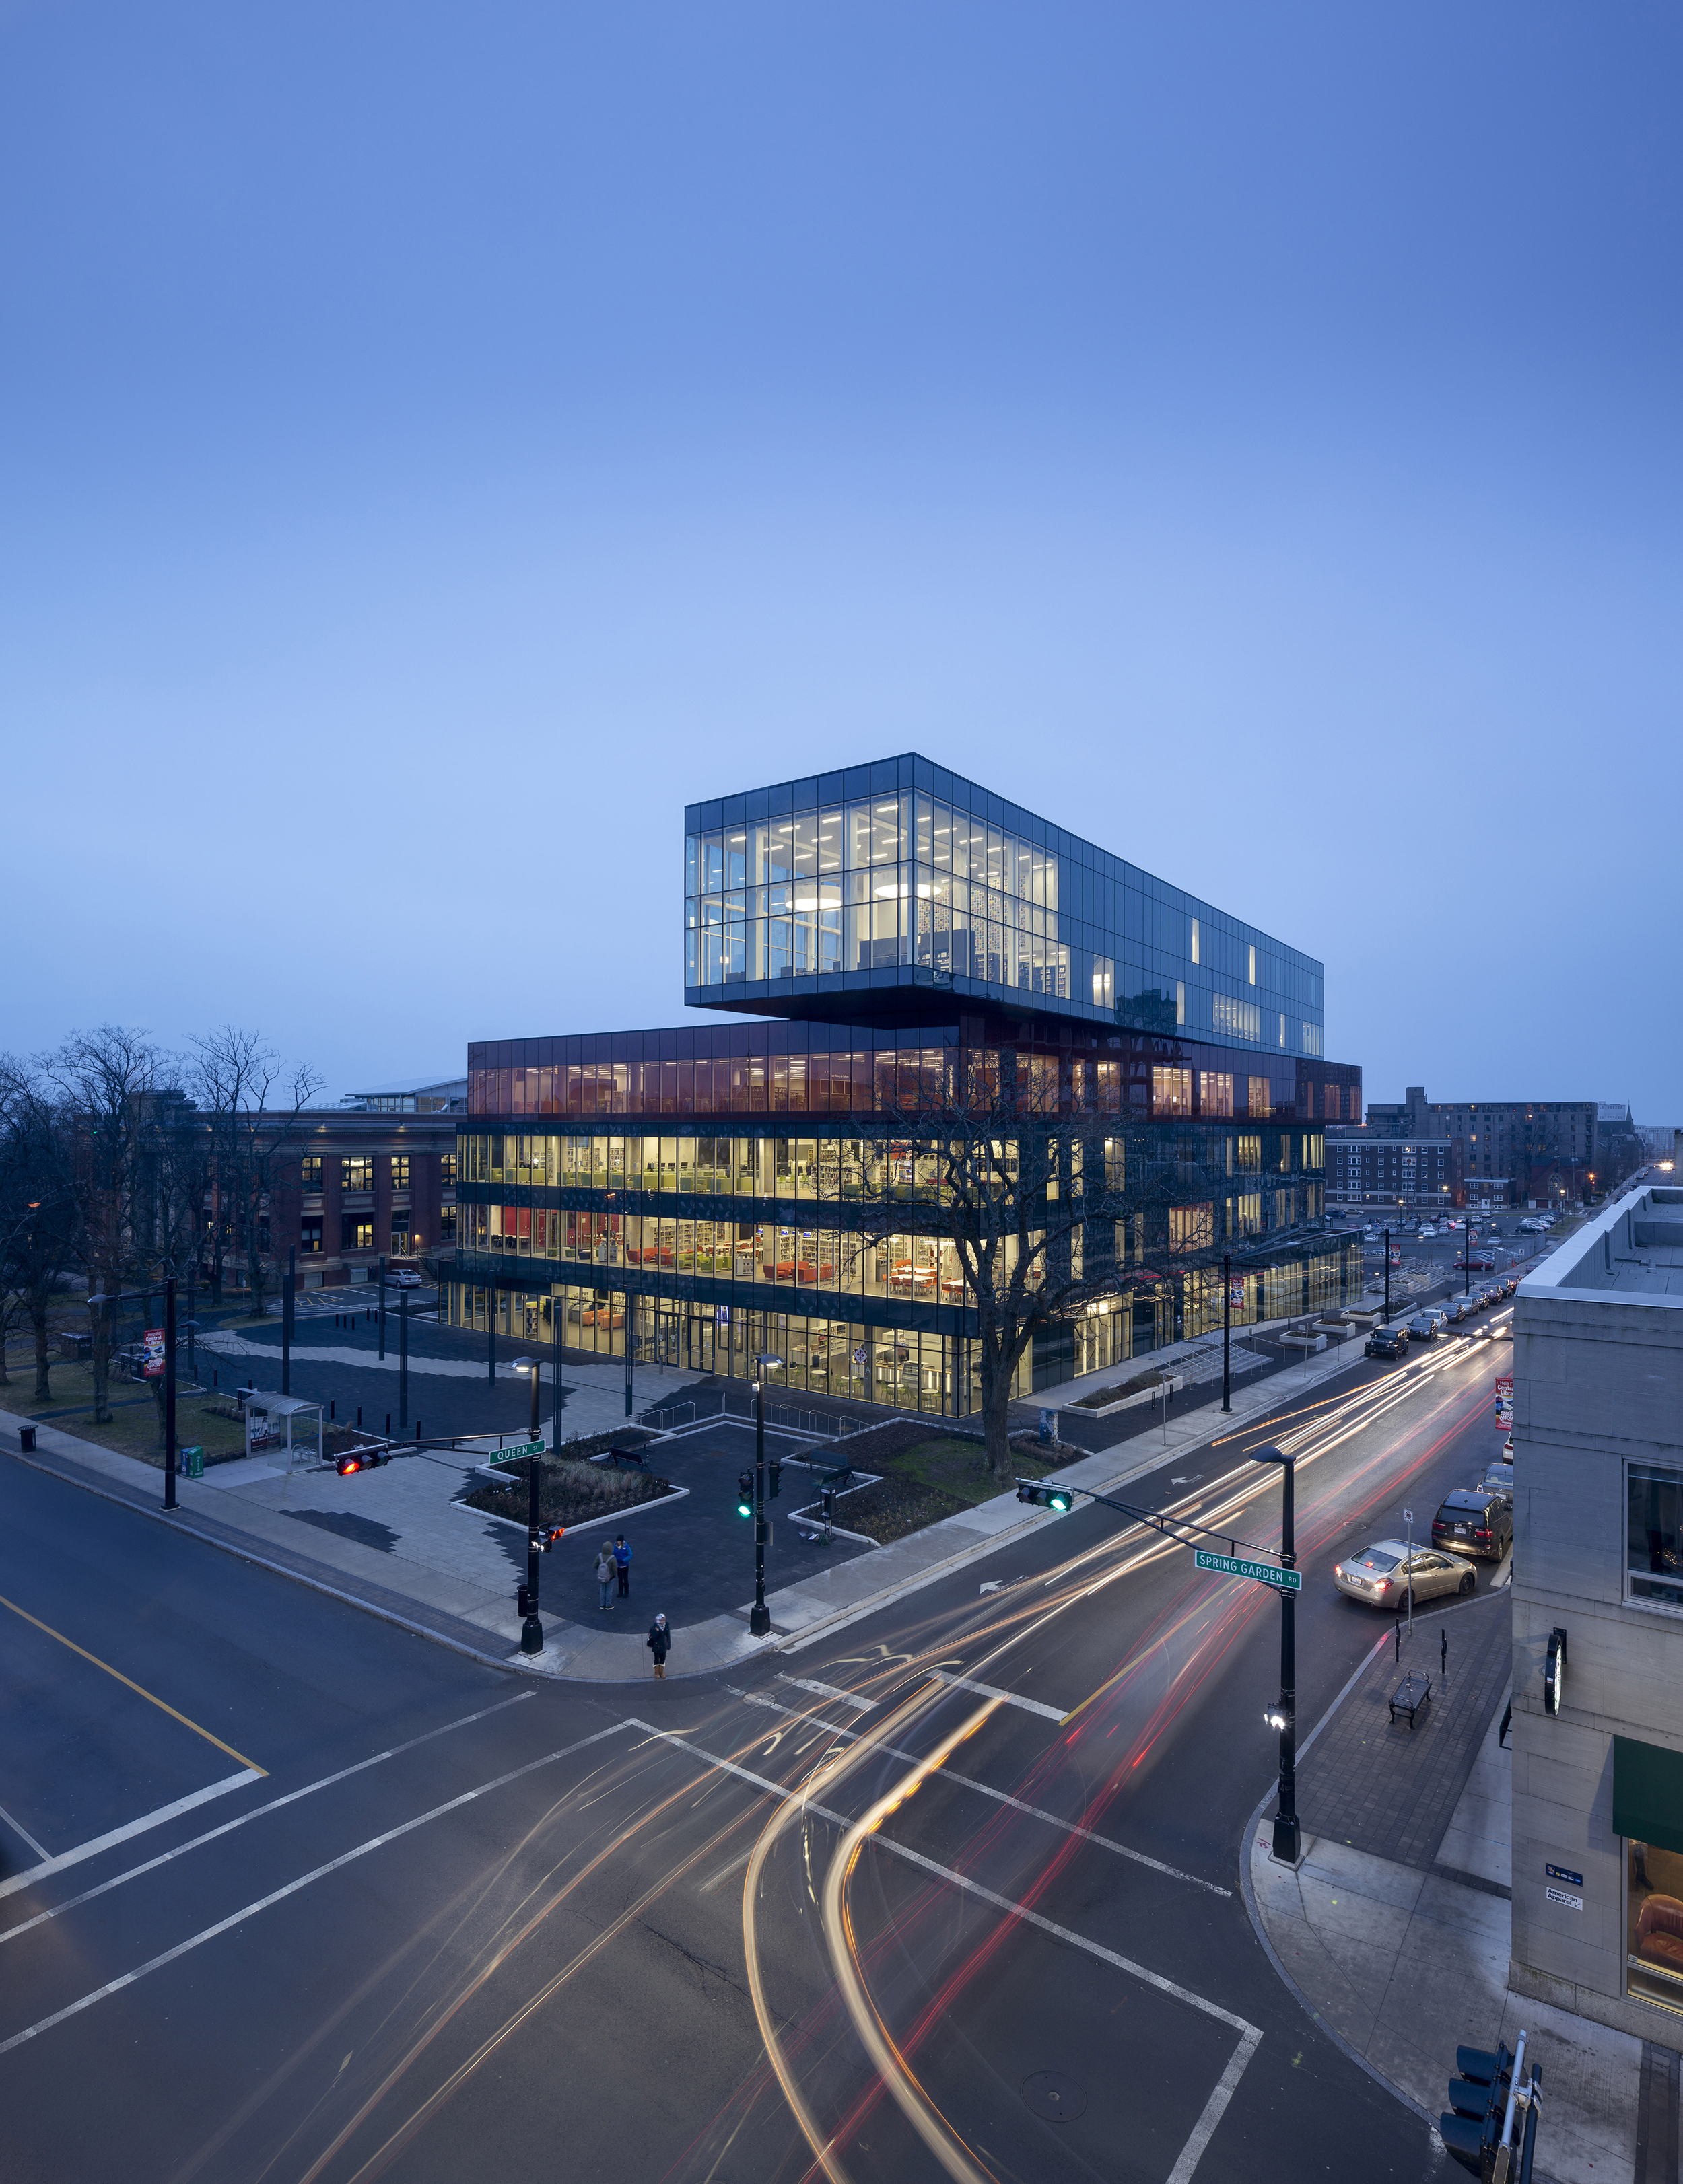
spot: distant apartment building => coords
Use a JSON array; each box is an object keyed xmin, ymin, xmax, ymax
[
  {"xmin": 1326, "ymin": 1129, "xmax": 1457, "ymax": 1213},
  {"xmin": 1510, "ymin": 1182, "xmax": 1683, "ymax": 2039},
  {"xmin": 1364, "ymin": 1088, "xmax": 1608, "ymax": 1207},
  {"xmin": 242, "ymin": 1076, "xmax": 463, "ymax": 1289}
]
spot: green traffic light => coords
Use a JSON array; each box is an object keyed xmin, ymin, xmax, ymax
[{"xmin": 1048, "ymin": 1489, "xmax": 1072, "ymax": 1512}]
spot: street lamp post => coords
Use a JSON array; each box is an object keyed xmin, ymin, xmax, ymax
[
  {"xmin": 750, "ymin": 1353, "xmax": 782, "ymax": 1637},
  {"xmin": 1249, "ymin": 1442, "xmax": 1299, "ymax": 1864},
  {"xmin": 514, "ymin": 1356, "xmax": 545, "ymax": 1655},
  {"xmin": 163, "ymin": 1275, "xmax": 179, "ymax": 1512},
  {"xmin": 282, "ymin": 1245, "xmax": 295, "ymax": 1395},
  {"xmin": 377, "ymin": 1253, "xmax": 387, "ymax": 1362},
  {"xmin": 1383, "ymin": 1226, "xmax": 1391, "ymax": 1324},
  {"xmin": 1222, "ymin": 1253, "xmax": 1232, "ymax": 1413}
]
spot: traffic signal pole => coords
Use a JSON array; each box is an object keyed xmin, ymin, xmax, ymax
[
  {"xmin": 1274, "ymin": 1452, "xmax": 1300, "ymax": 1863},
  {"xmin": 520, "ymin": 1357, "xmax": 543, "ymax": 1656},
  {"xmin": 750, "ymin": 1373, "xmax": 771, "ymax": 1636},
  {"xmin": 1222, "ymin": 1252, "xmax": 1231, "ymax": 1413}
]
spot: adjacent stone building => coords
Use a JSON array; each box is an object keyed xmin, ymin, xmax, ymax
[{"xmin": 1510, "ymin": 1183, "xmax": 1683, "ymax": 2038}]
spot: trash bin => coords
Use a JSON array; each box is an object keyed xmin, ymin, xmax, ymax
[
  {"xmin": 180, "ymin": 1445, "xmax": 205, "ymax": 1479},
  {"xmin": 19, "ymin": 1425, "xmax": 36, "ymax": 1452}
]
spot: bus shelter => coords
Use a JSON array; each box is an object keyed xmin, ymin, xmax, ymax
[{"xmin": 239, "ymin": 1389, "xmax": 325, "ymax": 1467}]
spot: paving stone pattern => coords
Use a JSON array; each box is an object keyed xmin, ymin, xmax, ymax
[{"xmin": 1299, "ymin": 1588, "xmax": 1511, "ymax": 1872}]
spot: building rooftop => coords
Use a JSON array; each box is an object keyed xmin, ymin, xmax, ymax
[
  {"xmin": 1523, "ymin": 1183, "xmax": 1683, "ymax": 1304},
  {"xmin": 683, "ymin": 750, "xmax": 1326, "ymax": 1049},
  {"xmin": 343, "ymin": 1076, "xmax": 467, "ymax": 1112}
]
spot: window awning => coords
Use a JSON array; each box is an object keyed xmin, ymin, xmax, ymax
[{"xmin": 1614, "ymin": 1736, "xmax": 1683, "ymax": 1856}]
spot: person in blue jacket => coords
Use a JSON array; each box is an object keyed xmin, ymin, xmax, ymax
[{"xmin": 613, "ymin": 1533, "xmax": 631, "ymax": 1598}]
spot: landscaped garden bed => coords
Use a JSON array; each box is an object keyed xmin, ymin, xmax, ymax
[
  {"xmin": 793, "ymin": 1423, "xmax": 1058, "ymax": 1546},
  {"xmin": 462, "ymin": 1451, "xmax": 676, "ymax": 1530}
]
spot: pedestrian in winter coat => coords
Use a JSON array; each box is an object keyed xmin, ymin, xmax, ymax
[
  {"xmin": 646, "ymin": 1613, "xmax": 671, "ymax": 1677},
  {"xmin": 613, "ymin": 1533, "xmax": 631, "ymax": 1598},
  {"xmin": 595, "ymin": 1543, "xmax": 616, "ymax": 1610}
]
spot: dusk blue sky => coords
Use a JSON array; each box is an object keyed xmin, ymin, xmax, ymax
[{"xmin": 4, "ymin": 5, "xmax": 1678, "ymax": 1115}]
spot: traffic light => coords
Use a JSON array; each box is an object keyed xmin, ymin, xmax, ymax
[
  {"xmin": 1441, "ymin": 2036, "xmax": 1542, "ymax": 2180},
  {"xmin": 768, "ymin": 1458, "xmax": 782, "ymax": 1501},
  {"xmin": 736, "ymin": 1470, "xmax": 754, "ymax": 1518},
  {"xmin": 1014, "ymin": 1479, "xmax": 1072, "ymax": 1512},
  {"xmin": 337, "ymin": 1448, "xmax": 387, "ymax": 1476}
]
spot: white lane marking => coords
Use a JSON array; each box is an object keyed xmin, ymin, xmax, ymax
[
  {"xmin": 930, "ymin": 1670, "xmax": 1066, "ymax": 1722},
  {"xmin": 776, "ymin": 1675, "xmax": 875, "ymax": 1712},
  {"xmin": 631, "ymin": 1721, "xmax": 1257, "ymax": 2037},
  {"xmin": 977, "ymin": 1581, "xmax": 1002, "ymax": 1594},
  {"xmin": 729, "ymin": 1689, "xmax": 1229, "ymax": 1897},
  {"xmin": 0, "ymin": 1721, "xmax": 627, "ymax": 2056},
  {"xmin": 0, "ymin": 1689, "xmax": 535, "ymax": 1946},
  {"xmin": 0, "ymin": 1773, "xmax": 261, "ymax": 1903},
  {"xmin": 0, "ymin": 1804, "xmax": 48, "ymax": 1861},
  {"xmin": 1165, "ymin": 2025, "xmax": 1263, "ymax": 2184}
]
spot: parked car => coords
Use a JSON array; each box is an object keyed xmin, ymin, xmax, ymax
[
  {"xmin": 1365, "ymin": 1325, "xmax": 1409, "ymax": 1359},
  {"xmin": 389, "ymin": 1269, "xmax": 423, "ymax": 1288},
  {"xmin": 1441, "ymin": 1296, "xmax": 1466, "ymax": 1322},
  {"xmin": 1334, "ymin": 1540, "xmax": 1477, "ymax": 1607},
  {"xmin": 1481, "ymin": 1460, "xmax": 1515, "ymax": 1506},
  {"xmin": 1431, "ymin": 1488, "xmax": 1513, "ymax": 1561},
  {"xmin": 1407, "ymin": 1313, "xmax": 1438, "ymax": 1342}
]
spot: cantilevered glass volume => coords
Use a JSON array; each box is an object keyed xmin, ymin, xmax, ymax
[{"xmin": 444, "ymin": 756, "xmax": 1361, "ymax": 1415}]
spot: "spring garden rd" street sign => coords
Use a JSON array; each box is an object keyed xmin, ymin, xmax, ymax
[{"xmin": 1194, "ymin": 1549, "xmax": 1302, "ymax": 1592}]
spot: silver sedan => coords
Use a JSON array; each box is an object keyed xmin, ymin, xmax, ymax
[{"xmin": 1334, "ymin": 1539, "xmax": 1478, "ymax": 1608}]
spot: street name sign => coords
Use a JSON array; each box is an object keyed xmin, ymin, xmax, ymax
[
  {"xmin": 1194, "ymin": 1549, "xmax": 1302, "ymax": 1593},
  {"xmin": 491, "ymin": 1439, "xmax": 546, "ymax": 1467}
]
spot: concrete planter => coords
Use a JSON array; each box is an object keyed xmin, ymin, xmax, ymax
[
  {"xmin": 1068, "ymin": 1372, "xmax": 1185, "ymax": 1420},
  {"xmin": 1279, "ymin": 1332, "xmax": 1326, "ymax": 1353}
]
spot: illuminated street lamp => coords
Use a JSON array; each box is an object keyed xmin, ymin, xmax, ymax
[
  {"xmin": 513, "ymin": 1356, "xmax": 545, "ymax": 1655},
  {"xmin": 749, "ymin": 1353, "xmax": 782, "ymax": 1636}
]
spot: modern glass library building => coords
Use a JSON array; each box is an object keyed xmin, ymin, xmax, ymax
[{"xmin": 444, "ymin": 756, "xmax": 1363, "ymax": 1415}]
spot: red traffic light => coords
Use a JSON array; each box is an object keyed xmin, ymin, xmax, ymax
[{"xmin": 337, "ymin": 1454, "xmax": 362, "ymax": 1476}]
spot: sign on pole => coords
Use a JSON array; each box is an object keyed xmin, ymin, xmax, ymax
[
  {"xmin": 143, "ymin": 1327, "xmax": 166, "ymax": 1378},
  {"xmin": 1229, "ymin": 1277, "xmax": 1245, "ymax": 1308},
  {"xmin": 490, "ymin": 1438, "xmax": 546, "ymax": 1467},
  {"xmin": 1194, "ymin": 1548, "xmax": 1303, "ymax": 1593}
]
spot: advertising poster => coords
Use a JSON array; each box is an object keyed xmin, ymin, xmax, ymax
[{"xmin": 142, "ymin": 1328, "xmax": 166, "ymax": 1378}]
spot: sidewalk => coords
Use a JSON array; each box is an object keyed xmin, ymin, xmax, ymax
[
  {"xmin": 1243, "ymin": 1592, "xmax": 1655, "ymax": 2184},
  {"xmin": 0, "ymin": 1308, "xmax": 1382, "ymax": 1682}
]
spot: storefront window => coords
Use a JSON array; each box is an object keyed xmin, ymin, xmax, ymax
[
  {"xmin": 1628, "ymin": 1463, "xmax": 1683, "ymax": 1609},
  {"xmin": 1628, "ymin": 1839, "xmax": 1683, "ymax": 2016}
]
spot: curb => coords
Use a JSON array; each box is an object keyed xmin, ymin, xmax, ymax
[{"xmin": 2, "ymin": 1440, "xmax": 526, "ymax": 1680}]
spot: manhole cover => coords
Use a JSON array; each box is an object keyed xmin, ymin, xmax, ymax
[{"xmin": 1021, "ymin": 2072, "xmax": 1087, "ymax": 2121}]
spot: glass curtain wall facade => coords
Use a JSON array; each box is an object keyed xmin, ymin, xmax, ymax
[
  {"xmin": 448, "ymin": 1016, "xmax": 1363, "ymax": 1412},
  {"xmin": 446, "ymin": 763, "xmax": 1362, "ymax": 1414},
  {"xmin": 683, "ymin": 754, "xmax": 1326, "ymax": 1054}
]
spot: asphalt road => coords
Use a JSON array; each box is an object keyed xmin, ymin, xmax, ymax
[{"xmin": 0, "ymin": 1311, "xmax": 1515, "ymax": 2183}]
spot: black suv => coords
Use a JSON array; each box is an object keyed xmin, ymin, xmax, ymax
[
  {"xmin": 1365, "ymin": 1325, "xmax": 1408, "ymax": 1359},
  {"xmin": 1431, "ymin": 1488, "xmax": 1512, "ymax": 1561}
]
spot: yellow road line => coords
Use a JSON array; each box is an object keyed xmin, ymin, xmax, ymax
[{"xmin": 0, "ymin": 1593, "xmax": 267, "ymax": 1777}]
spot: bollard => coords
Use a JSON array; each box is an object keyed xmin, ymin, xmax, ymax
[
  {"xmin": 1441, "ymin": 1628, "xmax": 1449, "ymax": 1686},
  {"xmin": 330, "ymin": 1399, "xmax": 335, "ymax": 1420}
]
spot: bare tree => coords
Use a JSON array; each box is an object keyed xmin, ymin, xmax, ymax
[
  {"xmin": 853, "ymin": 1049, "xmax": 1245, "ymax": 1482},
  {"xmin": 0, "ymin": 1083, "xmax": 79, "ymax": 1403},
  {"xmin": 190, "ymin": 1028, "xmax": 323, "ymax": 1318},
  {"xmin": 40, "ymin": 1028, "xmax": 176, "ymax": 1423}
]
